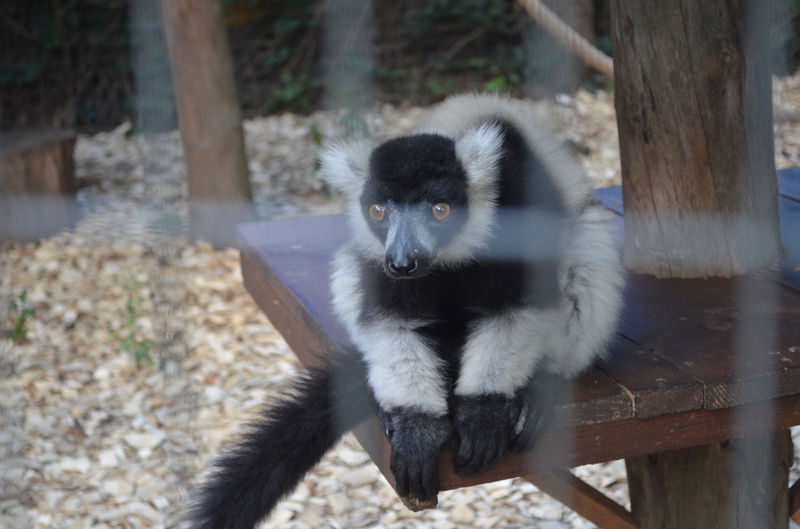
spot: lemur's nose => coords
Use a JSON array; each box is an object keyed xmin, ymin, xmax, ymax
[{"xmin": 385, "ymin": 256, "xmax": 419, "ymax": 278}]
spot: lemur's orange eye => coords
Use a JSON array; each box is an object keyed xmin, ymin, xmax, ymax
[
  {"xmin": 432, "ymin": 203, "xmax": 451, "ymax": 220},
  {"xmin": 369, "ymin": 204, "xmax": 386, "ymax": 221}
]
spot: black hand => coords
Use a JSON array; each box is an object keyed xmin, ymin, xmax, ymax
[
  {"xmin": 508, "ymin": 371, "xmax": 565, "ymax": 453},
  {"xmin": 452, "ymin": 394, "xmax": 512, "ymax": 477},
  {"xmin": 384, "ymin": 408, "xmax": 451, "ymax": 503}
]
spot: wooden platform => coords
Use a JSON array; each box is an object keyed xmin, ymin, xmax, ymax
[{"xmin": 237, "ymin": 168, "xmax": 800, "ymax": 525}]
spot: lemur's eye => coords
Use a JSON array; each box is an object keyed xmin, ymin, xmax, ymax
[
  {"xmin": 369, "ymin": 204, "xmax": 386, "ymax": 221},
  {"xmin": 432, "ymin": 203, "xmax": 451, "ymax": 220}
]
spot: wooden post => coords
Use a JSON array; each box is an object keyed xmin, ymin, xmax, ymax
[
  {"xmin": 611, "ymin": 0, "xmax": 791, "ymax": 527},
  {"xmin": 160, "ymin": 0, "xmax": 254, "ymax": 247},
  {"xmin": 612, "ymin": 0, "xmax": 780, "ymax": 278},
  {"xmin": 0, "ymin": 129, "xmax": 78, "ymax": 240},
  {"xmin": 626, "ymin": 431, "xmax": 793, "ymax": 529}
]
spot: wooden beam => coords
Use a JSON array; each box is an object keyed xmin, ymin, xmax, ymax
[
  {"xmin": 160, "ymin": 0, "xmax": 254, "ymax": 247},
  {"xmin": 526, "ymin": 470, "xmax": 638, "ymax": 529}
]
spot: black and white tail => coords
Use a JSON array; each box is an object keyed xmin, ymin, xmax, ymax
[{"xmin": 185, "ymin": 350, "xmax": 374, "ymax": 529}]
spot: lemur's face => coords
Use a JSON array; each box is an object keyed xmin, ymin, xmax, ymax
[
  {"xmin": 362, "ymin": 134, "xmax": 469, "ymax": 279},
  {"xmin": 322, "ymin": 123, "xmax": 503, "ymax": 273}
]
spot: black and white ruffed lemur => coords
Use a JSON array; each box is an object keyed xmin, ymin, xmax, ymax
[{"xmin": 186, "ymin": 93, "xmax": 625, "ymax": 529}]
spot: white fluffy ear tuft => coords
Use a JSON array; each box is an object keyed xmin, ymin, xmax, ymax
[
  {"xmin": 320, "ymin": 140, "xmax": 373, "ymax": 195},
  {"xmin": 454, "ymin": 123, "xmax": 503, "ymax": 190}
]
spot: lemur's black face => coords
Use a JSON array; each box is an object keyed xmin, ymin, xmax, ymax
[{"xmin": 362, "ymin": 134, "xmax": 470, "ymax": 279}]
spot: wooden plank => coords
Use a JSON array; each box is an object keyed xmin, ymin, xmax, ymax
[
  {"xmin": 598, "ymin": 179, "xmax": 800, "ymax": 408},
  {"xmin": 237, "ymin": 214, "xmax": 800, "ymax": 497},
  {"xmin": 240, "ymin": 251, "xmax": 336, "ymax": 368},
  {"xmin": 595, "ymin": 184, "xmax": 800, "ymax": 411},
  {"xmin": 417, "ymin": 392, "xmax": 800, "ymax": 488},
  {"xmin": 0, "ymin": 128, "xmax": 76, "ymax": 159},
  {"xmin": 778, "ymin": 167, "xmax": 800, "ymax": 203},
  {"xmin": 595, "ymin": 186, "xmax": 623, "ymax": 215},
  {"xmin": 238, "ymin": 208, "xmax": 800, "ymax": 420},
  {"xmin": 619, "ymin": 273, "xmax": 800, "ymax": 411},
  {"xmin": 774, "ymin": 195, "xmax": 800, "ymax": 293},
  {"xmin": 559, "ymin": 367, "xmax": 632, "ymax": 428},
  {"xmin": 598, "ymin": 336, "xmax": 703, "ymax": 419},
  {"xmin": 238, "ymin": 217, "xmax": 350, "ymax": 350},
  {"xmin": 0, "ymin": 128, "xmax": 76, "ymax": 196},
  {"xmin": 508, "ymin": 392, "xmax": 800, "ymax": 478},
  {"xmin": 526, "ymin": 470, "xmax": 638, "ymax": 529}
]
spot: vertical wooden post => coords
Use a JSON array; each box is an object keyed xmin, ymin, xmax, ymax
[
  {"xmin": 612, "ymin": 0, "xmax": 780, "ymax": 278},
  {"xmin": 160, "ymin": 0, "xmax": 254, "ymax": 247},
  {"xmin": 626, "ymin": 431, "xmax": 792, "ymax": 529},
  {"xmin": 0, "ymin": 129, "xmax": 78, "ymax": 240},
  {"xmin": 610, "ymin": 0, "xmax": 791, "ymax": 527}
]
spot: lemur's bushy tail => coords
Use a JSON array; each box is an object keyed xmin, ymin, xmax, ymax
[{"xmin": 186, "ymin": 350, "xmax": 374, "ymax": 529}]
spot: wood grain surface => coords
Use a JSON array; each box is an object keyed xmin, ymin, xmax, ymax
[{"xmin": 611, "ymin": 0, "xmax": 780, "ymax": 278}]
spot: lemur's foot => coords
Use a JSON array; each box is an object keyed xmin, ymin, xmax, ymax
[
  {"xmin": 382, "ymin": 408, "xmax": 451, "ymax": 505},
  {"xmin": 508, "ymin": 371, "xmax": 566, "ymax": 453},
  {"xmin": 452, "ymin": 394, "xmax": 513, "ymax": 477}
]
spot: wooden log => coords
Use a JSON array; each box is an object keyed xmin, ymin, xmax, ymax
[
  {"xmin": 526, "ymin": 470, "xmax": 637, "ymax": 529},
  {"xmin": 0, "ymin": 128, "xmax": 78, "ymax": 240},
  {"xmin": 626, "ymin": 430, "xmax": 792, "ymax": 529},
  {"xmin": 160, "ymin": 0, "xmax": 254, "ymax": 247},
  {"xmin": 611, "ymin": 0, "xmax": 780, "ymax": 278}
]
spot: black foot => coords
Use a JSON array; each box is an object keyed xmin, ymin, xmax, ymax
[
  {"xmin": 383, "ymin": 408, "xmax": 451, "ymax": 504},
  {"xmin": 508, "ymin": 371, "xmax": 565, "ymax": 453},
  {"xmin": 452, "ymin": 394, "xmax": 513, "ymax": 477}
]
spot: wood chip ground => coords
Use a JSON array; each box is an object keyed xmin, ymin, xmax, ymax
[{"xmin": 2, "ymin": 77, "xmax": 800, "ymax": 528}]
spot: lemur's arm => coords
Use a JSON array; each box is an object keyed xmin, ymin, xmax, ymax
[
  {"xmin": 452, "ymin": 203, "xmax": 625, "ymax": 475},
  {"xmin": 356, "ymin": 318, "xmax": 452, "ymax": 503},
  {"xmin": 451, "ymin": 308, "xmax": 554, "ymax": 476},
  {"xmin": 330, "ymin": 248, "xmax": 452, "ymax": 503}
]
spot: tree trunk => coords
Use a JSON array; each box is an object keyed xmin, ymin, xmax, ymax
[
  {"xmin": 160, "ymin": 0, "xmax": 254, "ymax": 247},
  {"xmin": 611, "ymin": 0, "xmax": 780, "ymax": 278}
]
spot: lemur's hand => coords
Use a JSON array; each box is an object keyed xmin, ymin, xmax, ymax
[
  {"xmin": 452, "ymin": 394, "xmax": 512, "ymax": 477},
  {"xmin": 508, "ymin": 371, "xmax": 566, "ymax": 453},
  {"xmin": 382, "ymin": 408, "xmax": 451, "ymax": 508}
]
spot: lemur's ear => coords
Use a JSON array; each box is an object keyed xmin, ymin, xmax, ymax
[
  {"xmin": 454, "ymin": 123, "xmax": 503, "ymax": 192},
  {"xmin": 320, "ymin": 140, "xmax": 374, "ymax": 194}
]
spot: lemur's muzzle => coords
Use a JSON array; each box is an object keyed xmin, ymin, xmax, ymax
[{"xmin": 383, "ymin": 211, "xmax": 431, "ymax": 279}]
